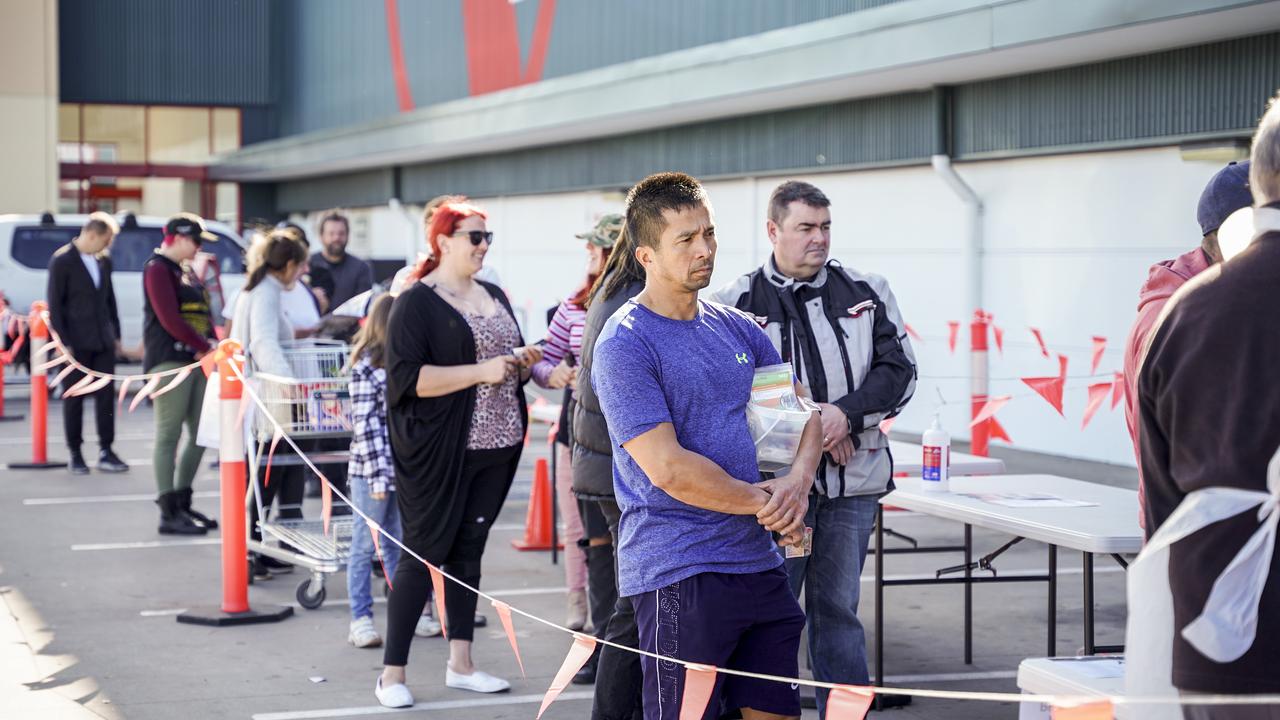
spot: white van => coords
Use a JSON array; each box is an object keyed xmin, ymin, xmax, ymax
[{"xmin": 0, "ymin": 213, "xmax": 247, "ymax": 348}]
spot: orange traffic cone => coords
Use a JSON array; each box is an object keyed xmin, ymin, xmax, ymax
[{"xmin": 511, "ymin": 458, "xmax": 562, "ymax": 551}]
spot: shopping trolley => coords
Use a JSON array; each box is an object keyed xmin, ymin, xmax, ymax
[{"xmin": 244, "ymin": 339, "xmax": 355, "ymax": 610}]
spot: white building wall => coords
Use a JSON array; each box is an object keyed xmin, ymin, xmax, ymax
[{"xmin": 301, "ymin": 145, "xmax": 1226, "ymax": 467}]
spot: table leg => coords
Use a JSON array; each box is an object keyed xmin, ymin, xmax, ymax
[
  {"xmin": 875, "ymin": 505, "xmax": 885, "ymax": 690},
  {"xmin": 1083, "ymin": 551, "xmax": 1094, "ymax": 654},
  {"xmin": 964, "ymin": 523, "xmax": 972, "ymax": 665},
  {"xmin": 1048, "ymin": 544, "xmax": 1057, "ymax": 657}
]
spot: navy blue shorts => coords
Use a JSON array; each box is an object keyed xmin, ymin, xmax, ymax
[{"xmin": 631, "ymin": 566, "xmax": 805, "ymax": 720}]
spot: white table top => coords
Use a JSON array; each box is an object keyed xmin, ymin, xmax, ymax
[
  {"xmin": 881, "ymin": 475, "xmax": 1143, "ymax": 554},
  {"xmin": 890, "ymin": 441, "xmax": 1006, "ymax": 476},
  {"xmin": 1017, "ymin": 656, "xmax": 1124, "ymax": 698}
]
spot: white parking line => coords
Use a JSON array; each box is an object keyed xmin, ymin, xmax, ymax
[
  {"xmin": 251, "ymin": 691, "xmax": 594, "ymax": 719},
  {"xmin": 26, "ymin": 491, "xmax": 217, "ymax": 506},
  {"xmin": 141, "ymin": 585, "xmax": 569, "ymax": 617},
  {"xmin": 71, "ymin": 538, "xmax": 221, "ymax": 551},
  {"xmin": 0, "ymin": 432, "xmax": 155, "ymax": 446},
  {"xmin": 882, "ymin": 670, "xmax": 1017, "ymax": 683}
]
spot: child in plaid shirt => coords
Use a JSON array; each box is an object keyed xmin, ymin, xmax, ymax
[{"xmin": 346, "ymin": 294, "xmax": 403, "ymax": 648}]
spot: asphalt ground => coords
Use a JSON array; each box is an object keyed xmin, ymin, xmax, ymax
[{"xmin": 0, "ymin": 378, "xmax": 1136, "ymax": 719}]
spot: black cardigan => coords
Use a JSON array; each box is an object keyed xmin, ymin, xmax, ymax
[{"xmin": 385, "ymin": 280, "xmax": 529, "ymax": 544}]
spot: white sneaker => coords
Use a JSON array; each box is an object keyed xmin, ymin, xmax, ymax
[
  {"xmin": 375, "ymin": 676, "xmax": 414, "ymax": 708},
  {"xmin": 348, "ymin": 617, "xmax": 382, "ymax": 648},
  {"xmin": 414, "ymin": 615, "xmax": 443, "ymax": 637},
  {"xmin": 446, "ymin": 667, "xmax": 511, "ymax": 694}
]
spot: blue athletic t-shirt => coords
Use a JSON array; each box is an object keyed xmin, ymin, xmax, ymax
[{"xmin": 593, "ymin": 298, "xmax": 785, "ymax": 597}]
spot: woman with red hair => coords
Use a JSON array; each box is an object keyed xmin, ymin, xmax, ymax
[{"xmin": 376, "ymin": 202, "xmax": 543, "ymax": 707}]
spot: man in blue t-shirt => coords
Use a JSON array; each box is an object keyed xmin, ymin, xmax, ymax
[{"xmin": 593, "ymin": 172, "xmax": 823, "ymax": 720}]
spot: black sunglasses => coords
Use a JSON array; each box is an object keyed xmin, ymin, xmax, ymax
[{"xmin": 453, "ymin": 230, "xmax": 494, "ymax": 246}]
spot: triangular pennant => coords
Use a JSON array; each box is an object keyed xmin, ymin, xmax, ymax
[
  {"xmin": 199, "ymin": 352, "xmax": 218, "ymax": 378},
  {"xmin": 491, "ymin": 599, "xmax": 525, "ymax": 678},
  {"xmin": 1082, "ymin": 382, "xmax": 1112, "ymax": 430},
  {"xmin": 368, "ymin": 522, "xmax": 392, "ymax": 591},
  {"xmin": 1057, "ymin": 354, "xmax": 1069, "ymax": 381},
  {"xmin": 263, "ymin": 427, "xmax": 284, "ymax": 488},
  {"xmin": 537, "ymin": 634, "xmax": 597, "ymax": 719},
  {"xmin": 946, "ymin": 321, "xmax": 960, "ymax": 353},
  {"xmin": 1090, "ymin": 336, "xmax": 1106, "ymax": 375},
  {"xmin": 678, "ymin": 664, "xmax": 717, "ymax": 720},
  {"xmin": 1111, "ymin": 371, "xmax": 1124, "ymax": 410},
  {"xmin": 129, "ymin": 374, "xmax": 163, "ymax": 412},
  {"xmin": 62, "ymin": 372, "xmax": 98, "ymax": 398},
  {"xmin": 50, "ymin": 362, "xmax": 78, "ymax": 389},
  {"xmin": 904, "ymin": 323, "xmax": 923, "ymax": 342},
  {"xmin": 1029, "ymin": 327, "xmax": 1050, "ymax": 358},
  {"xmin": 1021, "ymin": 377, "xmax": 1065, "ymax": 416},
  {"xmin": 879, "ymin": 416, "xmax": 896, "ymax": 435},
  {"xmin": 1051, "ymin": 701, "xmax": 1113, "ymax": 719},
  {"xmin": 970, "ymin": 396, "xmax": 1012, "ymax": 427},
  {"xmin": 34, "ymin": 354, "xmax": 67, "ymax": 373},
  {"xmin": 988, "ymin": 416, "xmax": 1012, "ymax": 443},
  {"xmin": 116, "ymin": 377, "xmax": 136, "ymax": 415},
  {"xmin": 235, "ymin": 390, "xmax": 251, "ymax": 430},
  {"xmin": 67, "ymin": 374, "xmax": 112, "ymax": 398},
  {"xmin": 993, "ymin": 325, "xmax": 1004, "ymax": 355},
  {"xmin": 33, "ymin": 338, "xmax": 61, "ymax": 360},
  {"xmin": 319, "ymin": 472, "xmax": 333, "ymax": 536},
  {"xmin": 827, "ymin": 686, "xmax": 875, "ymax": 719},
  {"xmin": 150, "ymin": 367, "xmax": 193, "ymax": 399},
  {"xmin": 428, "ymin": 564, "xmax": 448, "ymax": 640}
]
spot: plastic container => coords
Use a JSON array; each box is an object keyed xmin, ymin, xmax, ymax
[
  {"xmin": 749, "ymin": 403, "xmax": 813, "ymax": 472},
  {"xmin": 921, "ymin": 414, "xmax": 951, "ymax": 492}
]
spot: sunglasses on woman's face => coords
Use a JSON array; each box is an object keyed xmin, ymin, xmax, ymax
[{"xmin": 452, "ymin": 230, "xmax": 494, "ymax": 246}]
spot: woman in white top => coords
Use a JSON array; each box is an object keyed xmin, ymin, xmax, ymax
[{"xmin": 230, "ymin": 228, "xmax": 309, "ymax": 580}]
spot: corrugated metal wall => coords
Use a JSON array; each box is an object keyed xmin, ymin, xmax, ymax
[
  {"xmin": 954, "ymin": 33, "xmax": 1280, "ymax": 157},
  {"xmin": 276, "ymin": 168, "xmax": 395, "ymax": 214},
  {"xmin": 58, "ymin": 0, "xmax": 274, "ymax": 106}
]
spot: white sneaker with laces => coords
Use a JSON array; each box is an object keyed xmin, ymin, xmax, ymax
[
  {"xmin": 414, "ymin": 615, "xmax": 443, "ymax": 638},
  {"xmin": 446, "ymin": 667, "xmax": 510, "ymax": 694},
  {"xmin": 348, "ymin": 616, "xmax": 382, "ymax": 648},
  {"xmin": 375, "ymin": 676, "xmax": 414, "ymax": 708}
]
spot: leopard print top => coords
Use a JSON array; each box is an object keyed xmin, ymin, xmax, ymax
[{"xmin": 464, "ymin": 309, "xmax": 524, "ymax": 450}]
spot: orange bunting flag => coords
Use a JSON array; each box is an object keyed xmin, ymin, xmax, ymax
[
  {"xmin": 827, "ymin": 686, "xmax": 875, "ymax": 719},
  {"xmin": 116, "ymin": 377, "xmax": 136, "ymax": 414},
  {"xmin": 320, "ymin": 473, "xmax": 333, "ymax": 536},
  {"xmin": 235, "ymin": 391, "xmax": 252, "ymax": 430},
  {"xmin": 369, "ymin": 522, "xmax": 391, "ymax": 591},
  {"xmin": 50, "ymin": 362, "xmax": 79, "ymax": 389},
  {"xmin": 1082, "ymin": 382, "xmax": 1112, "ymax": 429},
  {"xmin": 1051, "ymin": 700, "xmax": 1114, "ymax": 719},
  {"xmin": 1030, "ymin": 327, "xmax": 1050, "ymax": 358},
  {"xmin": 970, "ymin": 395, "xmax": 1012, "ymax": 427},
  {"xmin": 904, "ymin": 323, "xmax": 923, "ymax": 342},
  {"xmin": 34, "ymin": 354, "xmax": 67, "ymax": 373},
  {"xmin": 490, "ymin": 599, "xmax": 525, "ymax": 678},
  {"xmin": 679, "ymin": 664, "xmax": 718, "ymax": 720},
  {"xmin": 1090, "ymin": 336, "xmax": 1106, "ymax": 375},
  {"xmin": 62, "ymin": 372, "xmax": 98, "ymax": 398},
  {"xmin": 1057, "ymin": 353, "xmax": 1069, "ymax": 381},
  {"xmin": 428, "ymin": 564, "xmax": 448, "ymax": 639},
  {"xmin": 947, "ymin": 321, "xmax": 960, "ymax": 353},
  {"xmin": 66, "ymin": 374, "xmax": 111, "ymax": 398},
  {"xmin": 264, "ymin": 427, "xmax": 284, "ymax": 488},
  {"xmin": 538, "ymin": 634, "xmax": 598, "ymax": 719},
  {"xmin": 988, "ymin": 416, "xmax": 1013, "ymax": 443},
  {"xmin": 129, "ymin": 374, "xmax": 164, "ymax": 412},
  {"xmin": 993, "ymin": 325, "xmax": 1004, "ymax": 354},
  {"xmin": 1111, "ymin": 371, "xmax": 1124, "ymax": 410},
  {"xmin": 150, "ymin": 367, "xmax": 192, "ymax": 399},
  {"xmin": 879, "ymin": 416, "xmax": 896, "ymax": 435},
  {"xmin": 1022, "ymin": 377, "xmax": 1065, "ymax": 416}
]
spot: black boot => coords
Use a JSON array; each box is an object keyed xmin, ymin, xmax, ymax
[
  {"xmin": 157, "ymin": 492, "xmax": 207, "ymax": 536},
  {"xmin": 68, "ymin": 449, "xmax": 90, "ymax": 475},
  {"xmin": 177, "ymin": 487, "xmax": 218, "ymax": 530}
]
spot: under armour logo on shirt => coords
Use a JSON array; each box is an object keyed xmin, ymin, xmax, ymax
[{"xmin": 735, "ymin": 352, "xmax": 749, "ymax": 364}]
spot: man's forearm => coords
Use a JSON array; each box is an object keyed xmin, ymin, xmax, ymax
[{"xmin": 659, "ymin": 450, "xmax": 770, "ymax": 515}]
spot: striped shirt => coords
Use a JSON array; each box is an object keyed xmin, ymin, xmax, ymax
[{"xmin": 532, "ymin": 299, "xmax": 587, "ymax": 387}]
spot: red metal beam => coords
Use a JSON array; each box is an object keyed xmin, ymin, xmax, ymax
[{"xmin": 61, "ymin": 162, "xmax": 209, "ymax": 181}]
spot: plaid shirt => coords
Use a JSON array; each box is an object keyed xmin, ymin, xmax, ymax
[{"xmin": 347, "ymin": 356, "xmax": 395, "ymax": 494}]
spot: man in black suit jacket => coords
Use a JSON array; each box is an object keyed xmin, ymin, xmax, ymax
[{"xmin": 46, "ymin": 212, "xmax": 129, "ymax": 475}]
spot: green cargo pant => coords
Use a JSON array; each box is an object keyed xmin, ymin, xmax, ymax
[{"xmin": 152, "ymin": 361, "xmax": 208, "ymax": 495}]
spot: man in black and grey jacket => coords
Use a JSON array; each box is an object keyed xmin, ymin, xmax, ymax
[{"xmin": 713, "ymin": 180, "xmax": 916, "ymax": 716}]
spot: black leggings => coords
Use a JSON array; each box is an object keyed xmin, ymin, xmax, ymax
[{"xmin": 384, "ymin": 445, "xmax": 519, "ymax": 665}]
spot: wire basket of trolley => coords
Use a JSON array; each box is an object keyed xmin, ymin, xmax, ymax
[{"xmin": 243, "ymin": 338, "xmax": 354, "ymax": 610}]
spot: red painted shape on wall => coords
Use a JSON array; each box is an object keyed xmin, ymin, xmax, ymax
[
  {"xmin": 462, "ymin": 0, "xmax": 557, "ymax": 96},
  {"xmin": 384, "ymin": 0, "xmax": 416, "ymax": 111}
]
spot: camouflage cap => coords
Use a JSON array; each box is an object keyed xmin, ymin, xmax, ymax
[{"xmin": 575, "ymin": 213, "xmax": 623, "ymax": 248}]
